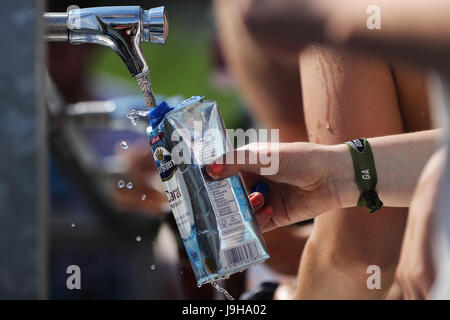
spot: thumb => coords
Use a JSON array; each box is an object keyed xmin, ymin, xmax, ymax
[{"xmin": 205, "ymin": 146, "xmax": 264, "ymax": 179}]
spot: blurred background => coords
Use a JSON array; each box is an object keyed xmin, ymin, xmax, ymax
[
  {"xmin": 1, "ymin": 0, "xmax": 311, "ymax": 300},
  {"xmin": 44, "ymin": 0, "xmax": 251, "ymax": 299}
]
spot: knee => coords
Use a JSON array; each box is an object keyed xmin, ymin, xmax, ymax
[{"xmin": 304, "ymin": 216, "xmax": 403, "ymax": 275}]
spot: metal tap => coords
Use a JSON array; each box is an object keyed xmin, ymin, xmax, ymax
[{"xmin": 44, "ymin": 6, "xmax": 168, "ymax": 77}]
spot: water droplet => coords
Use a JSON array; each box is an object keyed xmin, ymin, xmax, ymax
[
  {"xmin": 71, "ymin": 223, "xmax": 75, "ymax": 228},
  {"xmin": 136, "ymin": 236, "xmax": 142, "ymax": 242},
  {"xmin": 120, "ymin": 141, "xmax": 128, "ymax": 150},
  {"xmin": 180, "ymin": 270, "xmax": 183, "ymax": 275},
  {"xmin": 127, "ymin": 110, "xmax": 138, "ymax": 126},
  {"xmin": 126, "ymin": 182, "xmax": 134, "ymax": 189},
  {"xmin": 150, "ymin": 264, "xmax": 156, "ymax": 271},
  {"xmin": 141, "ymin": 194, "xmax": 146, "ymax": 200},
  {"xmin": 118, "ymin": 180, "xmax": 125, "ymax": 189}
]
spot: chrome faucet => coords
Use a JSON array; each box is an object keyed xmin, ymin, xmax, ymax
[{"xmin": 44, "ymin": 6, "xmax": 168, "ymax": 78}]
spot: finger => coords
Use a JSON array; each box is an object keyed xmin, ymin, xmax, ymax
[
  {"xmin": 418, "ymin": 255, "xmax": 435, "ymax": 299},
  {"xmin": 260, "ymin": 205, "xmax": 287, "ymax": 233},
  {"xmin": 255, "ymin": 206, "xmax": 274, "ymax": 230},
  {"xmin": 384, "ymin": 281, "xmax": 404, "ymax": 300},
  {"xmin": 206, "ymin": 144, "xmax": 271, "ymax": 179},
  {"xmin": 399, "ymin": 274, "xmax": 415, "ymax": 300},
  {"xmin": 417, "ymin": 271, "xmax": 434, "ymax": 300},
  {"xmin": 395, "ymin": 276, "xmax": 411, "ymax": 300},
  {"xmin": 249, "ymin": 192, "xmax": 265, "ymax": 211},
  {"xmin": 410, "ymin": 285, "xmax": 425, "ymax": 300}
]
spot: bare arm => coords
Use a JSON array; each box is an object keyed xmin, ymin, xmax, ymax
[
  {"xmin": 207, "ymin": 129, "xmax": 442, "ymax": 230},
  {"xmin": 332, "ymin": 129, "xmax": 442, "ymax": 209},
  {"xmin": 243, "ymin": 0, "xmax": 450, "ymax": 73}
]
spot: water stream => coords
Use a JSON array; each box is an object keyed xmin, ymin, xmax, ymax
[
  {"xmin": 211, "ymin": 281, "xmax": 235, "ymax": 300},
  {"xmin": 135, "ymin": 72, "xmax": 157, "ymax": 109}
]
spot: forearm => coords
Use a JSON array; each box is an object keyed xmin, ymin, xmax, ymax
[
  {"xmin": 320, "ymin": 0, "xmax": 450, "ymax": 73},
  {"xmin": 245, "ymin": 0, "xmax": 450, "ymax": 73},
  {"xmin": 328, "ymin": 129, "xmax": 442, "ymax": 208}
]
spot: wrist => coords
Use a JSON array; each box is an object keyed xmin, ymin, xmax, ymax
[{"xmin": 326, "ymin": 143, "xmax": 360, "ymax": 209}]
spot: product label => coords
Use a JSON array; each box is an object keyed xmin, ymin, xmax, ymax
[
  {"xmin": 154, "ymin": 146, "xmax": 177, "ymax": 181},
  {"xmin": 204, "ymin": 176, "xmax": 262, "ymax": 271},
  {"xmin": 221, "ymin": 240, "xmax": 261, "ymax": 269},
  {"xmin": 207, "ymin": 179, "xmax": 244, "ymax": 239},
  {"xmin": 154, "ymin": 146, "xmax": 193, "ymax": 240}
]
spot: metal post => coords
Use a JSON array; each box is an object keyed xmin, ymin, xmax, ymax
[{"xmin": 0, "ymin": 0, "xmax": 47, "ymax": 299}]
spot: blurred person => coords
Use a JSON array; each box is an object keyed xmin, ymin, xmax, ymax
[
  {"xmin": 295, "ymin": 47, "xmax": 430, "ymax": 299},
  {"xmin": 217, "ymin": 0, "xmax": 450, "ymax": 299},
  {"xmin": 213, "ymin": 0, "xmax": 432, "ymax": 299},
  {"xmin": 213, "ymin": 0, "xmax": 313, "ymax": 296}
]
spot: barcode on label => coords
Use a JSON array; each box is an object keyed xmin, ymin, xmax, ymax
[{"xmin": 224, "ymin": 241, "xmax": 260, "ymax": 267}]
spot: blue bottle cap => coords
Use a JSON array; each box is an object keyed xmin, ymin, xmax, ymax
[
  {"xmin": 149, "ymin": 101, "xmax": 173, "ymax": 128},
  {"xmin": 250, "ymin": 181, "xmax": 269, "ymax": 198}
]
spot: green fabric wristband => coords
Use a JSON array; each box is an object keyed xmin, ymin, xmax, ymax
[{"xmin": 345, "ymin": 138, "xmax": 383, "ymax": 213}]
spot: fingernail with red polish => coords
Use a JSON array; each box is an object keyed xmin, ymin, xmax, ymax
[
  {"xmin": 208, "ymin": 162, "xmax": 223, "ymax": 175},
  {"xmin": 250, "ymin": 193, "xmax": 264, "ymax": 208},
  {"xmin": 263, "ymin": 206, "xmax": 273, "ymax": 216}
]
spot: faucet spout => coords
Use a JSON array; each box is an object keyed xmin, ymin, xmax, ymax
[{"xmin": 44, "ymin": 6, "xmax": 168, "ymax": 78}]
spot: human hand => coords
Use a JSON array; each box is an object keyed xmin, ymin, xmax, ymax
[
  {"xmin": 206, "ymin": 142, "xmax": 354, "ymax": 232},
  {"xmin": 387, "ymin": 148, "xmax": 446, "ymax": 299}
]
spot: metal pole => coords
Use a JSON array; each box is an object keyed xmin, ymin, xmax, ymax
[{"xmin": 0, "ymin": 0, "xmax": 47, "ymax": 299}]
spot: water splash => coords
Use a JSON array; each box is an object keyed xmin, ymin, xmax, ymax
[
  {"xmin": 127, "ymin": 109, "xmax": 149, "ymax": 126},
  {"xmin": 211, "ymin": 281, "xmax": 235, "ymax": 300},
  {"xmin": 135, "ymin": 72, "xmax": 156, "ymax": 109},
  {"xmin": 127, "ymin": 110, "xmax": 139, "ymax": 126}
]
